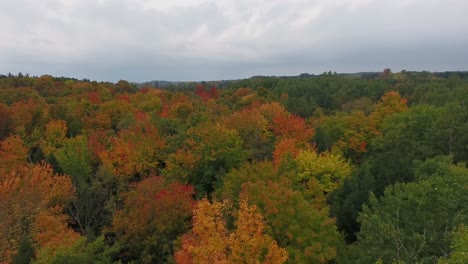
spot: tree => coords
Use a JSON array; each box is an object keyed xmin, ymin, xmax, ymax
[
  {"xmin": 109, "ymin": 176, "xmax": 195, "ymax": 263},
  {"xmin": 438, "ymin": 225, "xmax": 468, "ymax": 264},
  {"xmin": 240, "ymin": 179, "xmax": 341, "ymax": 263},
  {"xmin": 0, "ymin": 163, "xmax": 75, "ymax": 263},
  {"xmin": 228, "ymin": 200, "xmax": 289, "ymax": 264},
  {"xmin": 174, "ymin": 199, "xmax": 288, "ymax": 264},
  {"xmin": 272, "ymin": 114, "xmax": 314, "ymax": 143},
  {"xmin": 11, "ymin": 235, "xmax": 34, "ymax": 264},
  {"xmin": 40, "ymin": 120, "xmax": 68, "ymax": 158},
  {"xmin": 223, "ymin": 108, "xmax": 273, "ymax": 161},
  {"xmin": 31, "ymin": 207, "xmax": 82, "ymax": 259},
  {"xmin": 0, "ymin": 103, "xmax": 13, "ymax": 139},
  {"xmin": 55, "ymin": 135, "xmax": 112, "ymax": 237},
  {"xmin": 100, "ymin": 120, "xmax": 166, "ymax": 179},
  {"xmin": 114, "ymin": 80, "xmax": 137, "ymax": 94},
  {"xmin": 295, "ymin": 150, "xmax": 353, "ymax": 194},
  {"xmin": 215, "ymin": 161, "xmax": 279, "ymax": 204},
  {"xmin": 349, "ymin": 157, "xmax": 468, "ymax": 264},
  {"xmin": 0, "ymin": 135, "xmax": 29, "ymax": 177},
  {"xmin": 174, "ymin": 198, "xmax": 229, "ymax": 264},
  {"xmin": 164, "ymin": 123, "xmax": 247, "ymax": 196}
]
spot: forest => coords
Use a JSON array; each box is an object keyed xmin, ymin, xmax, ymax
[{"xmin": 0, "ymin": 70, "xmax": 467, "ymax": 264}]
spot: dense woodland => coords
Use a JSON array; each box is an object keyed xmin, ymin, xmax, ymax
[{"xmin": 0, "ymin": 70, "xmax": 467, "ymax": 264}]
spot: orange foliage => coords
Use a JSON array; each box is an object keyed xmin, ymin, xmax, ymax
[
  {"xmin": 272, "ymin": 114, "xmax": 315, "ymax": 142},
  {"xmin": 87, "ymin": 129, "xmax": 111, "ymax": 164},
  {"xmin": 84, "ymin": 112, "xmax": 112, "ymax": 131},
  {"xmin": 0, "ymin": 163, "xmax": 74, "ymax": 262},
  {"xmin": 228, "ymin": 201, "xmax": 288, "ymax": 264},
  {"xmin": 369, "ymin": 90, "xmax": 408, "ymax": 134},
  {"xmin": 235, "ymin": 87, "xmax": 252, "ymax": 98},
  {"xmin": 336, "ymin": 91, "xmax": 408, "ymax": 157},
  {"xmin": 337, "ymin": 111, "xmax": 372, "ymax": 154},
  {"xmin": 0, "ymin": 135, "xmax": 28, "ymax": 177},
  {"xmin": 255, "ymin": 102, "xmax": 288, "ymax": 123},
  {"xmin": 273, "ymin": 138, "xmax": 302, "ymax": 166},
  {"xmin": 88, "ymin": 91, "xmax": 102, "ymax": 104},
  {"xmin": 10, "ymin": 98, "xmax": 49, "ymax": 134},
  {"xmin": 99, "ymin": 122, "xmax": 165, "ymax": 178},
  {"xmin": 31, "ymin": 207, "xmax": 81, "ymax": 253}
]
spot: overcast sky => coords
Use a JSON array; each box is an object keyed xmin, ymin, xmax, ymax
[{"xmin": 1, "ymin": 0, "xmax": 467, "ymax": 82}]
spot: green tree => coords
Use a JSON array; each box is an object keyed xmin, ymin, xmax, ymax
[
  {"xmin": 164, "ymin": 123, "xmax": 248, "ymax": 196},
  {"xmin": 349, "ymin": 157, "xmax": 468, "ymax": 264},
  {"xmin": 438, "ymin": 225, "xmax": 468, "ymax": 264},
  {"xmin": 11, "ymin": 235, "xmax": 34, "ymax": 264},
  {"xmin": 241, "ymin": 178, "xmax": 340, "ymax": 264}
]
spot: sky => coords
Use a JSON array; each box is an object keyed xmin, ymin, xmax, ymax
[{"xmin": 1, "ymin": 0, "xmax": 467, "ymax": 82}]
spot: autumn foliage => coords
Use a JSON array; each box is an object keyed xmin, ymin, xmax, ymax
[
  {"xmin": 0, "ymin": 72, "xmax": 464, "ymax": 264},
  {"xmin": 174, "ymin": 199, "xmax": 288, "ymax": 264},
  {"xmin": 110, "ymin": 176, "xmax": 195, "ymax": 263},
  {"xmin": 0, "ymin": 163, "xmax": 75, "ymax": 262}
]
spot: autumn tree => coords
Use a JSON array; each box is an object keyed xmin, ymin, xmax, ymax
[
  {"xmin": 273, "ymin": 138, "xmax": 303, "ymax": 167},
  {"xmin": 294, "ymin": 150, "xmax": 353, "ymax": 194},
  {"xmin": 0, "ymin": 103, "xmax": 13, "ymax": 139},
  {"xmin": 100, "ymin": 118, "xmax": 166, "ymax": 179},
  {"xmin": 228, "ymin": 200, "xmax": 289, "ymax": 264},
  {"xmin": 240, "ymin": 178, "xmax": 340, "ymax": 264},
  {"xmin": 272, "ymin": 114, "xmax": 314, "ymax": 143},
  {"xmin": 0, "ymin": 135, "xmax": 29, "ymax": 177},
  {"xmin": 31, "ymin": 207, "xmax": 82, "ymax": 262},
  {"xmin": 40, "ymin": 120, "xmax": 68, "ymax": 158},
  {"xmin": 223, "ymin": 108, "xmax": 273, "ymax": 160},
  {"xmin": 0, "ymin": 163, "xmax": 75, "ymax": 263},
  {"xmin": 174, "ymin": 198, "xmax": 288, "ymax": 264},
  {"xmin": 109, "ymin": 176, "xmax": 195, "ymax": 263}
]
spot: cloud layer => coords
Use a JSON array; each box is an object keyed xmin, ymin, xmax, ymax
[{"xmin": 1, "ymin": 0, "xmax": 467, "ymax": 81}]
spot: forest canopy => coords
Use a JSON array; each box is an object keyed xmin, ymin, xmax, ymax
[{"xmin": 0, "ymin": 70, "xmax": 467, "ymax": 264}]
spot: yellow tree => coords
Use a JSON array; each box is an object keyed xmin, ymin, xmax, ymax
[
  {"xmin": 369, "ymin": 90, "xmax": 408, "ymax": 134},
  {"xmin": 40, "ymin": 119, "xmax": 68, "ymax": 157},
  {"xmin": 295, "ymin": 150, "xmax": 353, "ymax": 194},
  {"xmin": 175, "ymin": 199, "xmax": 288, "ymax": 264},
  {"xmin": 228, "ymin": 200, "xmax": 288, "ymax": 264},
  {"xmin": 175, "ymin": 199, "xmax": 228, "ymax": 264}
]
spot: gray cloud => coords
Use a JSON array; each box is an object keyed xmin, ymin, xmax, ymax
[{"xmin": 1, "ymin": 0, "xmax": 467, "ymax": 81}]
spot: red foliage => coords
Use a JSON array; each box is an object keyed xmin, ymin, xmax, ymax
[
  {"xmin": 160, "ymin": 104, "xmax": 170, "ymax": 118},
  {"xmin": 195, "ymin": 85, "xmax": 211, "ymax": 101},
  {"xmin": 209, "ymin": 86, "xmax": 219, "ymax": 99},
  {"xmin": 110, "ymin": 176, "xmax": 195, "ymax": 259},
  {"xmin": 138, "ymin": 87, "xmax": 151, "ymax": 94},
  {"xmin": 87, "ymin": 130, "xmax": 111, "ymax": 162}
]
